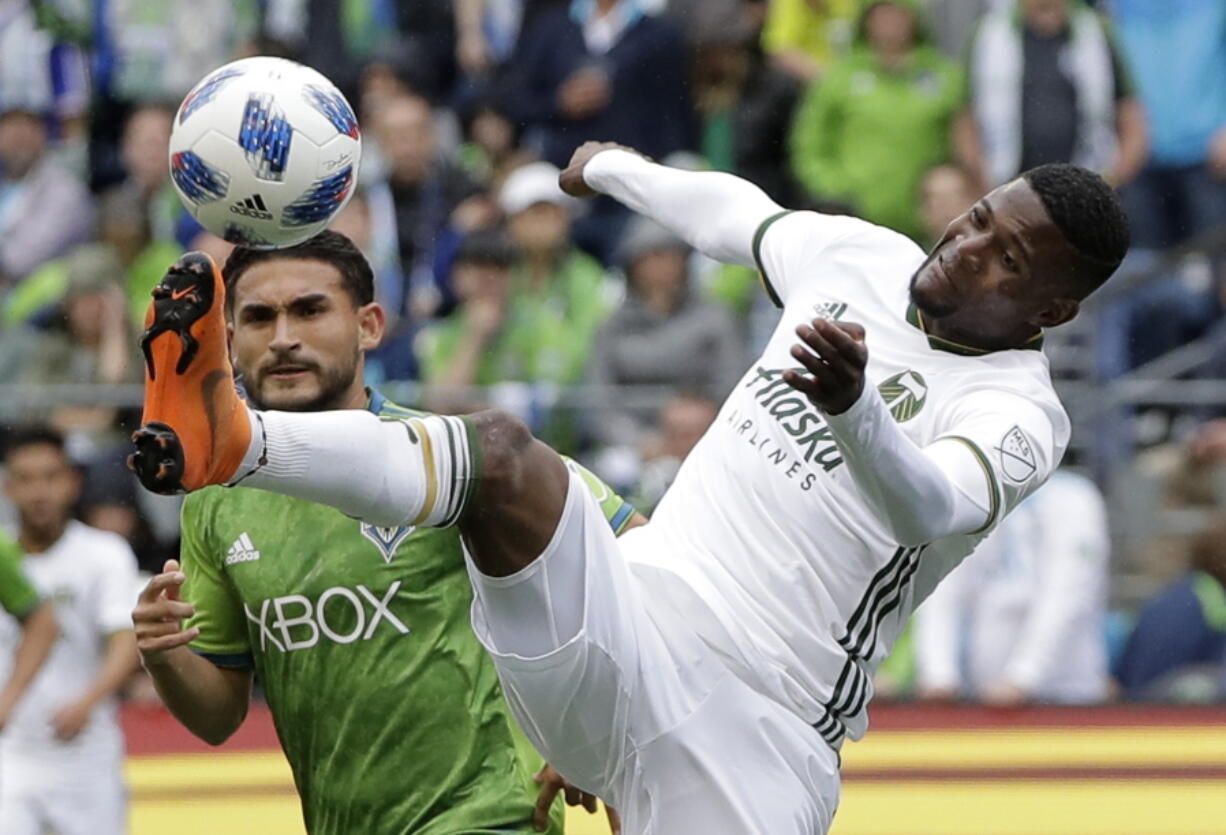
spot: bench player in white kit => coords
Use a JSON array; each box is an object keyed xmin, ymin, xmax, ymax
[{"xmin": 129, "ymin": 142, "xmax": 1130, "ymax": 834}]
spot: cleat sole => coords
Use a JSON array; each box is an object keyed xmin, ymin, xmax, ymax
[{"xmin": 130, "ymin": 423, "xmax": 188, "ymax": 494}]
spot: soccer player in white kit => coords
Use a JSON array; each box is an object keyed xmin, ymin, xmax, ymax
[
  {"xmin": 129, "ymin": 142, "xmax": 1130, "ymax": 834},
  {"xmin": 1, "ymin": 427, "xmax": 141, "ymax": 835}
]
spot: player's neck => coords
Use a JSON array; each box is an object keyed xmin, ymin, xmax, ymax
[
  {"xmin": 922, "ymin": 313, "xmax": 1041, "ymax": 354},
  {"xmin": 337, "ymin": 379, "xmax": 370, "ymax": 410},
  {"xmin": 19, "ymin": 520, "xmax": 69, "ymax": 554}
]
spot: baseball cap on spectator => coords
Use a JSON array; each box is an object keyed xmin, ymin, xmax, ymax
[
  {"xmin": 616, "ymin": 216, "xmax": 689, "ymax": 270},
  {"xmin": 498, "ymin": 162, "xmax": 577, "ymax": 215}
]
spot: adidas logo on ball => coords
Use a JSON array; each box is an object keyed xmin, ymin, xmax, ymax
[{"xmin": 230, "ymin": 194, "xmax": 273, "ymax": 220}]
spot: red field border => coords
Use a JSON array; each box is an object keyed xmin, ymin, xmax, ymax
[
  {"xmin": 844, "ymin": 765, "xmax": 1226, "ymax": 782},
  {"xmin": 122, "ymin": 701, "xmax": 1226, "ymax": 757},
  {"xmin": 867, "ymin": 703, "xmax": 1226, "ymax": 731},
  {"xmin": 123, "ymin": 702, "xmax": 281, "ymax": 755}
]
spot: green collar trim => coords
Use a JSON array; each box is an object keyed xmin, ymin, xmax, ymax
[{"xmin": 905, "ymin": 303, "xmax": 1043, "ymax": 356}]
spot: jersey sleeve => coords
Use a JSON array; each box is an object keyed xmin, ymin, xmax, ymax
[
  {"xmin": 563, "ymin": 458, "xmax": 637, "ymax": 534},
  {"xmin": 180, "ymin": 492, "xmax": 254, "ymax": 668},
  {"xmin": 752, "ymin": 210, "xmax": 883, "ymax": 308},
  {"xmin": 932, "ymin": 389, "xmax": 1066, "ymax": 535},
  {"xmin": 0, "ymin": 534, "xmax": 39, "ymax": 619},
  {"xmin": 93, "ymin": 534, "xmax": 140, "ymax": 635}
]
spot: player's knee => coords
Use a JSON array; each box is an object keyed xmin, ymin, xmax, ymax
[{"xmin": 470, "ymin": 410, "xmax": 538, "ymax": 498}]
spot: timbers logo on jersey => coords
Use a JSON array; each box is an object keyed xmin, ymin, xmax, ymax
[{"xmin": 877, "ymin": 370, "xmax": 928, "ymax": 423}]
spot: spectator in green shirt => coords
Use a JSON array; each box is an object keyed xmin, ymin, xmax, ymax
[
  {"xmin": 419, "ymin": 164, "xmax": 612, "ymax": 433},
  {"xmin": 789, "ymin": 0, "xmax": 964, "ymax": 241}
]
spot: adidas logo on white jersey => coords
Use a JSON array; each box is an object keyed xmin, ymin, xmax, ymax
[{"xmin": 225, "ymin": 532, "xmax": 262, "ymax": 565}]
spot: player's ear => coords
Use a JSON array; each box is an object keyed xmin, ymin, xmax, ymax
[
  {"xmin": 1031, "ymin": 297, "xmax": 1078, "ymax": 329},
  {"xmin": 357, "ymin": 302, "xmax": 385, "ymax": 351}
]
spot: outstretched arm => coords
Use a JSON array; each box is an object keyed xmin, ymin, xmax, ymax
[
  {"xmin": 560, "ymin": 142, "xmax": 784, "ymax": 268},
  {"xmin": 784, "ymin": 318, "xmax": 992, "ymax": 546}
]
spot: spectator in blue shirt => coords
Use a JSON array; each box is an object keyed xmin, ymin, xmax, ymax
[
  {"xmin": 1114, "ymin": 516, "xmax": 1226, "ymax": 701},
  {"xmin": 1110, "ymin": 0, "xmax": 1226, "ymax": 249},
  {"xmin": 497, "ymin": 0, "xmax": 692, "ymax": 260}
]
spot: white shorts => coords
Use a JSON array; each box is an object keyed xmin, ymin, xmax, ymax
[
  {"xmin": 466, "ymin": 472, "xmax": 840, "ymax": 835},
  {"xmin": 0, "ymin": 744, "xmax": 127, "ymax": 835}
]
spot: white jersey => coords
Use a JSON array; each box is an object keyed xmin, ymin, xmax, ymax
[
  {"xmin": 0, "ymin": 521, "xmax": 139, "ymax": 760},
  {"xmin": 914, "ymin": 470, "xmax": 1109, "ymax": 703},
  {"xmin": 627, "ymin": 211, "xmax": 1069, "ymax": 747}
]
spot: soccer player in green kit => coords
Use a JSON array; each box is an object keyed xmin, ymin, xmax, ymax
[{"xmin": 130, "ymin": 231, "xmax": 636, "ymax": 833}]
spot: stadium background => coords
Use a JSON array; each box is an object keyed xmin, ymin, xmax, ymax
[{"xmin": 1, "ymin": 0, "xmax": 1225, "ymax": 832}]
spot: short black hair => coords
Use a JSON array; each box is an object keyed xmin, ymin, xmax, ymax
[
  {"xmin": 3, "ymin": 424, "xmax": 67, "ymax": 464},
  {"xmin": 453, "ymin": 228, "xmax": 517, "ymax": 270},
  {"xmin": 221, "ymin": 230, "xmax": 374, "ymax": 310},
  {"xmin": 1021, "ymin": 164, "xmax": 1130, "ymax": 296}
]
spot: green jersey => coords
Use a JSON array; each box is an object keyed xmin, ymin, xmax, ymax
[
  {"xmin": 181, "ymin": 392, "xmax": 636, "ymax": 835},
  {"xmin": 0, "ymin": 531, "xmax": 39, "ymax": 619}
]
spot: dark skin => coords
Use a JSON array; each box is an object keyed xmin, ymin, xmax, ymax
[
  {"xmin": 561, "ymin": 140, "xmax": 1089, "ymax": 416},
  {"xmin": 483, "ymin": 142, "xmax": 1088, "ymax": 577},
  {"xmin": 455, "ymin": 141, "xmax": 1093, "ymax": 822}
]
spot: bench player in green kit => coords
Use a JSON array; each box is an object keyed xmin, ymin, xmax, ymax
[{"xmin": 130, "ymin": 232, "xmax": 636, "ymax": 833}]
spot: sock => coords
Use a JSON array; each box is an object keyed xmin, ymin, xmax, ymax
[{"xmin": 231, "ymin": 409, "xmax": 477, "ymax": 528}]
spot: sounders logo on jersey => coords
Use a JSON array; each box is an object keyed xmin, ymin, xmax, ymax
[
  {"xmin": 359, "ymin": 523, "xmax": 415, "ymax": 563},
  {"xmin": 244, "ymin": 582, "xmax": 409, "ymax": 652}
]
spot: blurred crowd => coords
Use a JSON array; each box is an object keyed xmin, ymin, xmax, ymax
[{"xmin": 0, "ymin": 0, "xmax": 1225, "ymax": 703}]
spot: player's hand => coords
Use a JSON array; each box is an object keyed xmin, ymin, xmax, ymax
[
  {"xmin": 0, "ymin": 691, "xmax": 14, "ymax": 732},
  {"xmin": 915, "ymin": 685, "xmax": 960, "ymax": 704},
  {"xmin": 132, "ymin": 559, "xmax": 199, "ymax": 669},
  {"xmin": 51, "ymin": 698, "xmax": 92, "ymax": 741},
  {"xmin": 559, "ymin": 141, "xmax": 645, "ymax": 198},
  {"xmin": 980, "ymin": 681, "xmax": 1029, "ymax": 708},
  {"xmin": 783, "ymin": 318, "xmax": 868, "ymax": 415},
  {"xmin": 533, "ymin": 765, "xmax": 619, "ymax": 832},
  {"xmin": 1208, "ymin": 125, "xmax": 1226, "ymax": 180},
  {"xmin": 556, "ymin": 68, "xmax": 611, "ymax": 120}
]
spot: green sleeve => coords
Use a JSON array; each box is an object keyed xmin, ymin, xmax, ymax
[
  {"xmin": 0, "ymin": 535, "xmax": 39, "ymax": 620},
  {"xmin": 180, "ymin": 492, "xmax": 254, "ymax": 668},
  {"xmin": 563, "ymin": 458, "xmax": 637, "ymax": 534},
  {"xmin": 790, "ymin": 65, "xmax": 854, "ymax": 202}
]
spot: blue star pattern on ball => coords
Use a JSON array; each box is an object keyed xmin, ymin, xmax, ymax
[
  {"xmin": 170, "ymin": 151, "xmax": 230, "ymax": 205},
  {"xmin": 304, "ymin": 84, "xmax": 360, "ymax": 139},
  {"xmin": 178, "ymin": 67, "xmax": 244, "ymax": 125},
  {"xmin": 282, "ymin": 166, "xmax": 354, "ymax": 227},
  {"xmin": 239, "ymin": 93, "xmax": 293, "ymax": 181}
]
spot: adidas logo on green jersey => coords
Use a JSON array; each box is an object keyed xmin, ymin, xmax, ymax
[{"xmin": 225, "ymin": 532, "xmax": 261, "ymax": 565}]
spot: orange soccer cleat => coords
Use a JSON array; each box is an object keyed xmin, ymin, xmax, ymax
[{"xmin": 129, "ymin": 252, "xmax": 251, "ymax": 494}]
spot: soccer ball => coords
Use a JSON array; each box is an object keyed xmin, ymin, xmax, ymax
[{"xmin": 168, "ymin": 56, "xmax": 361, "ymax": 249}]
